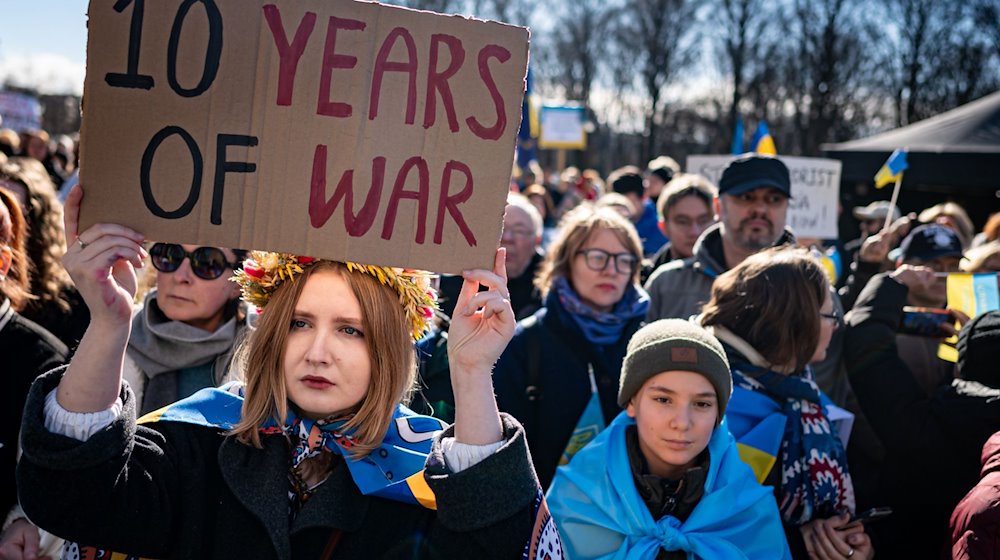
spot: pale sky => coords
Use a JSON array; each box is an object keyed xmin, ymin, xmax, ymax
[{"xmin": 0, "ymin": 0, "xmax": 90, "ymax": 94}]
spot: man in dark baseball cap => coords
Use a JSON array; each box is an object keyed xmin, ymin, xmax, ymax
[
  {"xmin": 894, "ymin": 223, "xmax": 964, "ymax": 266},
  {"xmin": 717, "ymin": 153, "xmax": 791, "ymax": 198},
  {"xmin": 645, "ymin": 153, "xmax": 795, "ymax": 322}
]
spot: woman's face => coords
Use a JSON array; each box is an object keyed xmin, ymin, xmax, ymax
[
  {"xmin": 283, "ymin": 269, "xmax": 371, "ymax": 420},
  {"xmin": 811, "ymin": 291, "xmax": 837, "ymax": 363},
  {"xmin": 155, "ymin": 244, "xmax": 240, "ymax": 332},
  {"xmin": 569, "ymin": 228, "xmax": 635, "ymax": 312}
]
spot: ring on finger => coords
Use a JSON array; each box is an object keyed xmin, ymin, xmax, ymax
[
  {"xmin": 76, "ymin": 237, "xmax": 88, "ymax": 250},
  {"xmin": 846, "ymin": 548, "xmax": 855, "ymax": 558}
]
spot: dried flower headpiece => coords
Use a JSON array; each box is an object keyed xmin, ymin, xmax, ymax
[{"xmin": 232, "ymin": 251, "xmax": 438, "ymax": 340}]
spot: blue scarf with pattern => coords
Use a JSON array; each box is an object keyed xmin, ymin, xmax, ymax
[
  {"xmin": 139, "ymin": 384, "xmax": 447, "ymax": 509},
  {"xmin": 553, "ymin": 276, "xmax": 649, "ymax": 345},
  {"xmin": 726, "ymin": 355, "xmax": 855, "ymax": 525}
]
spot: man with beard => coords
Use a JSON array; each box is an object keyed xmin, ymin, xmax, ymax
[{"xmin": 645, "ymin": 154, "xmax": 794, "ymax": 321}]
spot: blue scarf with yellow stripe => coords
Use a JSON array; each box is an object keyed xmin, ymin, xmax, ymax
[
  {"xmin": 139, "ymin": 383, "xmax": 447, "ymax": 509},
  {"xmin": 725, "ymin": 359, "xmax": 855, "ymax": 525}
]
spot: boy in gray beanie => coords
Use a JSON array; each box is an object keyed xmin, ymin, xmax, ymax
[
  {"xmin": 547, "ymin": 319, "xmax": 788, "ymax": 559},
  {"xmin": 618, "ymin": 319, "xmax": 733, "ymax": 419}
]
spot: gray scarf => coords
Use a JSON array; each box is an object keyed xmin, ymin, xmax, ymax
[{"xmin": 127, "ymin": 290, "xmax": 239, "ymax": 380}]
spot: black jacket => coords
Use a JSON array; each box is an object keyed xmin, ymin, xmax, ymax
[
  {"xmin": 1, "ymin": 307, "xmax": 68, "ymax": 517},
  {"xmin": 844, "ymin": 274, "xmax": 1000, "ymax": 559},
  {"xmin": 17, "ymin": 370, "xmax": 541, "ymax": 560},
  {"xmin": 493, "ymin": 290, "xmax": 643, "ymax": 489}
]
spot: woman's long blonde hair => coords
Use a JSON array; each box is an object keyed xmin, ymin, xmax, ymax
[{"xmin": 230, "ymin": 261, "xmax": 416, "ymax": 457}]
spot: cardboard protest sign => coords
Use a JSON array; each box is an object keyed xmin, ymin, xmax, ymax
[
  {"xmin": 79, "ymin": 0, "xmax": 529, "ymax": 274},
  {"xmin": 686, "ymin": 155, "xmax": 842, "ymax": 239}
]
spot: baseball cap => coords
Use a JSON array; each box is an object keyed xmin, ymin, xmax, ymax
[
  {"xmin": 853, "ymin": 201, "xmax": 901, "ymax": 222},
  {"xmin": 718, "ymin": 154, "xmax": 791, "ymax": 198},
  {"xmin": 893, "ymin": 224, "xmax": 963, "ymax": 262}
]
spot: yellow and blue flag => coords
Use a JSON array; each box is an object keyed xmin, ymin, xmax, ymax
[
  {"xmin": 751, "ymin": 120, "xmax": 777, "ymax": 155},
  {"xmin": 731, "ymin": 117, "xmax": 745, "ymax": 155},
  {"xmin": 874, "ymin": 148, "xmax": 908, "ymax": 189},
  {"xmin": 726, "ymin": 387, "xmax": 785, "ymax": 482},
  {"xmin": 939, "ymin": 272, "xmax": 1000, "ymax": 362},
  {"xmin": 559, "ymin": 366, "xmax": 606, "ymax": 465}
]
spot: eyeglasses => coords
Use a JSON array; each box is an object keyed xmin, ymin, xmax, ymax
[
  {"xmin": 502, "ymin": 226, "xmax": 536, "ymax": 239},
  {"xmin": 575, "ymin": 248, "xmax": 639, "ymax": 274},
  {"xmin": 149, "ymin": 243, "xmax": 238, "ymax": 280}
]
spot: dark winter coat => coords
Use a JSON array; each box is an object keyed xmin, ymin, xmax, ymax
[
  {"xmin": 1, "ymin": 304, "xmax": 68, "ymax": 517},
  {"xmin": 844, "ymin": 273, "xmax": 1000, "ymax": 559},
  {"xmin": 16, "ymin": 370, "xmax": 541, "ymax": 560},
  {"xmin": 493, "ymin": 290, "xmax": 643, "ymax": 489},
  {"xmin": 950, "ymin": 431, "xmax": 1000, "ymax": 560}
]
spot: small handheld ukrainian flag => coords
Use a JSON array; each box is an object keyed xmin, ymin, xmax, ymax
[
  {"xmin": 751, "ymin": 120, "xmax": 776, "ymax": 154},
  {"xmin": 731, "ymin": 117, "xmax": 745, "ymax": 154},
  {"xmin": 874, "ymin": 148, "xmax": 909, "ymax": 188}
]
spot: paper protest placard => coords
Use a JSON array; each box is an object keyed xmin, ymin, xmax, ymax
[
  {"xmin": 79, "ymin": 0, "xmax": 529, "ymax": 274},
  {"xmin": 0, "ymin": 91, "xmax": 42, "ymax": 132},
  {"xmin": 538, "ymin": 105, "xmax": 586, "ymax": 149},
  {"xmin": 685, "ymin": 155, "xmax": 842, "ymax": 239}
]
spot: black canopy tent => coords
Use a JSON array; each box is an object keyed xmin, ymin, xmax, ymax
[{"xmin": 822, "ymin": 90, "xmax": 1000, "ymax": 235}]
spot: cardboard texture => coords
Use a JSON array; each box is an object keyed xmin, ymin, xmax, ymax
[
  {"xmin": 686, "ymin": 154, "xmax": 842, "ymax": 239},
  {"xmin": 79, "ymin": 0, "xmax": 529, "ymax": 274}
]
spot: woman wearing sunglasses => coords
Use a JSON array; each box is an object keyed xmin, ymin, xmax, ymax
[
  {"xmin": 493, "ymin": 203, "xmax": 649, "ymax": 489},
  {"xmin": 17, "ymin": 185, "xmax": 549, "ymax": 559},
  {"xmin": 124, "ymin": 238, "xmax": 248, "ymax": 415}
]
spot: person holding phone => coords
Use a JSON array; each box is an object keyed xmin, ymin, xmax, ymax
[
  {"xmin": 845, "ymin": 224, "xmax": 964, "ymax": 397},
  {"xmin": 845, "ymin": 264, "xmax": 1000, "ymax": 560}
]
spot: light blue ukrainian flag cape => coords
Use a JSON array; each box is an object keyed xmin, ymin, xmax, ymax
[{"xmin": 546, "ymin": 411, "xmax": 790, "ymax": 559}]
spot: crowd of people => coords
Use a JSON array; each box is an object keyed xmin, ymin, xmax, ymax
[{"xmin": 1, "ymin": 124, "xmax": 999, "ymax": 559}]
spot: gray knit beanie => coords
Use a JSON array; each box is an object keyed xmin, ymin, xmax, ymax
[{"xmin": 618, "ymin": 319, "xmax": 733, "ymax": 418}]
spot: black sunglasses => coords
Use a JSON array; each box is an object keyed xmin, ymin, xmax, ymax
[{"xmin": 149, "ymin": 243, "xmax": 238, "ymax": 280}]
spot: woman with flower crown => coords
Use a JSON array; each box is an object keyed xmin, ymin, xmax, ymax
[{"xmin": 15, "ymin": 185, "xmax": 559, "ymax": 560}]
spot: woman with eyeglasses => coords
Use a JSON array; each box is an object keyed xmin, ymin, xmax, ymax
[
  {"xmin": 493, "ymin": 203, "xmax": 649, "ymax": 489},
  {"xmin": 125, "ymin": 240, "xmax": 248, "ymax": 415},
  {"xmin": 696, "ymin": 247, "xmax": 875, "ymax": 560}
]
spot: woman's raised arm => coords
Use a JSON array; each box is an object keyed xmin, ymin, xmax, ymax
[
  {"xmin": 446, "ymin": 247, "xmax": 515, "ymax": 445},
  {"xmin": 55, "ymin": 184, "xmax": 147, "ymax": 412}
]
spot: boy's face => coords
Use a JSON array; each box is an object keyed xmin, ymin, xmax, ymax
[{"xmin": 626, "ymin": 370, "xmax": 718, "ymax": 480}]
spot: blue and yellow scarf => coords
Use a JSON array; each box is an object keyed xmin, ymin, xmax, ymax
[
  {"xmin": 139, "ymin": 383, "xmax": 446, "ymax": 509},
  {"xmin": 725, "ymin": 359, "xmax": 855, "ymax": 525}
]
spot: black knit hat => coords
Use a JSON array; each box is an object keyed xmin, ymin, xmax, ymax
[
  {"xmin": 618, "ymin": 319, "xmax": 733, "ymax": 418},
  {"xmin": 957, "ymin": 310, "xmax": 1000, "ymax": 387}
]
